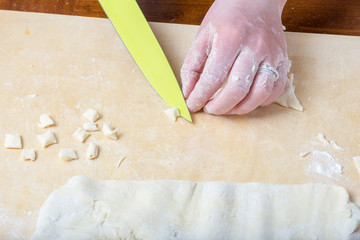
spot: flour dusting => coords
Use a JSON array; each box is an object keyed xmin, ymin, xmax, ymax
[
  {"xmin": 26, "ymin": 94, "xmax": 38, "ymax": 99},
  {"xmin": 307, "ymin": 150, "xmax": 343, "ymax": 178},
  {"xmin": 330, "ymin": 140, "xmax": 345, "ymax": 151},
  {"xmin": 317, "ymin": 133, "xmax": 330, "ymax": 145},
  {"xmin": 0, "ymin": 200, "xmax": 26, "ymax": 239},
  {"xmin": 316, "ymin": 133, "xmax": 345, "ymax": 151}
]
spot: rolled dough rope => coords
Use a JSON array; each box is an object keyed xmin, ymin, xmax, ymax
[
  {"xmin": 31, "ymin": 176, "xmax": 360, "ymax": 240},
  {"xmin": 4, "ymin": 134, "xmax": 22, "ymax": 149}
]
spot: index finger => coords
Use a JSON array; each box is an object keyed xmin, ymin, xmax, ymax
[
  {"xmin": 181, "ymin": 28, "xmax": 212, "ymax": 99},
  {"xmin": 186, "ymin": 38, "xmax": 241, "ymax": 112}
]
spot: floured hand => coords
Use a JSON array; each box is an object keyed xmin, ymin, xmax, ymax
[{"xmin": 181, "ymin": 0, "xmax": 289, "ymax": 115}]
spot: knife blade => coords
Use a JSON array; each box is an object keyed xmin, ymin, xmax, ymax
[{"xmin": 98, "ymin": 0, "xmax": 192, "ymax": 122}]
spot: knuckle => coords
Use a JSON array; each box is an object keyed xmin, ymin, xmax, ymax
[
  {"xmin": 181, "ymin": 64, "xmax": 199, "ymax": 74},
  {"xmin": 180, "ymin": 65, "xmax": 193, "ymax": 77},
  {"xmin": 252, "ymin": 35, "xmax": 268, "ymax": 52},
  {"xmin": 200, "ymin": 71, "xmax": 224, "ymax": 86},
  {"xmin": 220, "ymin": 26, "xmax": 243, "ymax": 40},
  {"xmin": 181, "ymin": 68, "xmax": 200, "ymax": 81},
  {"xmin": 180, "ymin": 68, "xmax": 189, "ymax": 78},
  {"xmin": 180, "ymin": 66, "xmax": 188, "ymax": 74},
  {"xmin": 231, "ymin": 82, "xmax": 250, "ymax": 97}
]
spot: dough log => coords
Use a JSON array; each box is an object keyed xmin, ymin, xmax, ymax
[{"xmin": 31, "ymin": 176, "xmax": 360, "ymax": 240}]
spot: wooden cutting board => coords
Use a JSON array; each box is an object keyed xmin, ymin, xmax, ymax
[{"xmin": 1, "ymin": 10, "xmax": 360, "ymax": 238}]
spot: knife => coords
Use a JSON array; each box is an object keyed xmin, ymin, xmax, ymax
[{"xmin": 98, "ymin": 0, "xmax": 192, "ymax": 122}]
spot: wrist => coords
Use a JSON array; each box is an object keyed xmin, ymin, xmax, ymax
[
  {"xmin": 264, "ymin": 0, "xmax": 287, "ymax": 17},
  {"xmin": 246, "ymin": 0, "xmax": 288, "ymax": 16}
]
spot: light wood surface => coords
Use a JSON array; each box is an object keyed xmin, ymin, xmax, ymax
[
  {"xmin": 1, "ymin": 10, "xmax": 360, "ymax": 238},
  {"xmin": 1, "ymin": 0, "xmax": 360, "ymax": 35}
]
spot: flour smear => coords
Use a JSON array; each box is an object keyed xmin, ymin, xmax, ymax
[{"xmin": 307, "ymin": 150, "xmax": 343, "ymax": 178}]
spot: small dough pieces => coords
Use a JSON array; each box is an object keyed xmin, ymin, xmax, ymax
[
  {"xmin": 274, "ymin": 73, "xmax": 304, "ymax": 111},
  {"xmin": 37, "ymin": 130, "xmax": 57, "ymax": 148},
  {"xmin": 83, "ymin": 122, "xmax": 99, "ymax": 132},
  {"xmin": 86, "ymin": 143, "xmax": 98, "ymax": 160},
  {"xmin": 73, "ymin": 128, "xmax": 90, "ymax": 143},
  {"xmin": 58, "ymin": 149, "xmax": 78, "ymax": 161},
  {"xmin": 4, "ymin": 134, "xmax": 22, "ymax": 149},
  {"xmin": 164, "ymin": 107, "xmax": 180, "ymax": 121},
  {"xmin": 37, "ymin": 114, "xmax": 55, "ymax": 128},
  {"xmin": 22, "ymin": 148, "xmax": 36, "ymax": 161},
  {"xmin": 83, "ymin": 109, "xmax": 100, "ymax": 122},
  {"xmin": 31, "ymin": 176, "xmax": 360, "ymax": 240},
  {"xmin": 102, "ymin": 123, "xmax": 118, "ymax": 140}
]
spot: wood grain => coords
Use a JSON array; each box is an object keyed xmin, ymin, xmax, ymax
[{"xmin": 1, "ymin": 0, "xmax": 360, "ymax": 36}]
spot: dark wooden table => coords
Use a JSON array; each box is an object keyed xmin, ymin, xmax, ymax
[{"xmin": 1, "ymin": 0, "xmax": 360, "ymax": 36}]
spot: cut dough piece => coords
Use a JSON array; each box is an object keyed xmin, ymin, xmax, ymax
[
  {"xmin": 58, "ymin": 149, "xmax": 78, "ymax": 161},
  {"xmin": 37, "ymin": 114, "xmax": 55, "ymax": 128},
  {"xmin": 73, "ymin": 128, "xmax": 90, "ymax": 143},
  {"xmin": 4, "ymin": 134, "xmax": 22, "ymax": 149},
  {"xmin": 353, "ymin": 156, "xmax": 360, "ymax": 175},
  {"xmin": 102, "ymin": 123, "xmax": 118, "ymax": 140},
  {"xmin": 164, "ymin": 107, "xmax": 180, "ymax": 121},
  {"xmin": 37, "ymin": 130, "xmax": 57, "ymax": 148},
  {"xmin": 22, "ymin": 148, "xmax": 36, "ymax": 161},
  {"xmin": 86, "ymin": 143, "xmax": 98, "ymax": 160},
  {"xmin": 83, "ymin": 122, "xmax": 99, "ymax": 132},
  {"xmin": 32, "ymin": 176, "xmax": 360, "ymax": 240},
  {"xmin": 274, "ymin": 73, "xmax": 304, "ymax": 111},
  {"xmin": 83, "ymin": 109, "xmax": 100, "ymax": 122}
]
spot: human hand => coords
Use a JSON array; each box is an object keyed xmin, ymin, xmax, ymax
[{"xmin": 181, "ymin": 0, "xmax": 289, "ymax": 115}]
